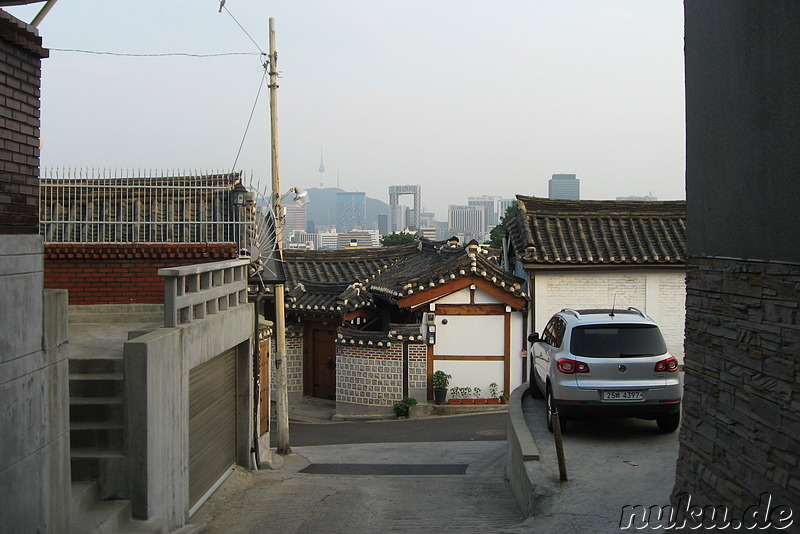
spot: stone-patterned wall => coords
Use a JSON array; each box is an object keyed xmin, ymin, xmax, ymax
[
  {"xmin": 336, "ymin": 344, "xmax": 404, "ymax": 406},
  {"xmin": 285, "ymin": 336, "xmax": 303, "ymax": 395},
  {"xmin": 674, "ymin": 257, "xmax": 800, "ymax": 515},
  {"xmin": 408, "ymin": 343, "xmax": 428, "ymax": 392}
]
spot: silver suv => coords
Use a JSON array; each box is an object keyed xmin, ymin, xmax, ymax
[{"xmin": 528, "ymin": 308, "xmax": 682, "ymax": 433}]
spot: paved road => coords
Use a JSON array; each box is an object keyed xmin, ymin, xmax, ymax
[
  {"xmin": 518, "ymin": 393, "xmax": 681, "ymax": 533},
  {"xmin": 193, "ymin": 413, "xmax": 526, "ymax": 533}
]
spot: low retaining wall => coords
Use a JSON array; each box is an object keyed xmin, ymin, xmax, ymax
[{"xmin": 505, "ymin": 383, "xmax": 549, "ymax": 518}]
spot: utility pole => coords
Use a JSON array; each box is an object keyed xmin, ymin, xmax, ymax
[{"xmin": 268, "ymin": 17, "xmax": 291, "ymax": 455}]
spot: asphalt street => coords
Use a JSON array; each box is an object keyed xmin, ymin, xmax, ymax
[
  {"xmin": 518, "ymin": 393, "xmax": 681, "ymax": 534},
  {"xmin": 193, "ymin": 412, "xmax": 526, "ymax": 533}
]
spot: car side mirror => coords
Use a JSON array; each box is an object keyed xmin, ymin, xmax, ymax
[{"xmin": 528, "ymin": 332, "xmax": 540, "ymax": 343}]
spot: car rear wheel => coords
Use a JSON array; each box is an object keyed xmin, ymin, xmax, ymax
[
  {"xmin": 546, "ymin": 386, "xmax": 567, "ymax": 433},
  {"xmin": 656, "ymin": 412, "xmax": 680, "ymax": 433},
  {"xmin": 529, "ymin": 371, "xmax": 543, "ymax": 398}
]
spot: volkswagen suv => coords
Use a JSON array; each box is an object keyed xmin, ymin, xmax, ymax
[{"xmin": 528, "ymin": 308, "xmax": 682, "ymax": 433}]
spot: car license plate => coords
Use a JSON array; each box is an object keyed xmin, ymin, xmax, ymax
[{"xmin": 603, "ymin": 390, "xmax": 643, "ymax": 401}]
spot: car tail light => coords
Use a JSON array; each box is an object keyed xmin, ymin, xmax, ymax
[
  {"xmin": 654, "ymin": 356, "xmax": 679, "ymax": 373},
  {"xmin": 556, "ymin": 358, "xmax": 590, "ymax": 374}
]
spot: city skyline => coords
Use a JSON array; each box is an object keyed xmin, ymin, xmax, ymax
[{"xmin": 5, "ymin": 1, "xmax": 685, "ymax": 219}]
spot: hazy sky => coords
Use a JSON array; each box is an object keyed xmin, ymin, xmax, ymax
[{"xmin": 7, "ymin": 1, "xmax": 685, "ymax": 219}]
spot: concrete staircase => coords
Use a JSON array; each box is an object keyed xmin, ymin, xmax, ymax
[
  {"xmin": 71, "ymin": 482, "xmax": 167, "ymax": 534},
  {"xmin": 69, "ymin": 355, "xmax": 127, "ymax": 499}
]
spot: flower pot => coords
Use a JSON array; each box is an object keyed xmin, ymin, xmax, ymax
[
  {"xmin": 462, "ymin": 399, "xmax": 475, "ymax": 405},
  {"xmin": 433, "ymin": 389, "xmax": 448, "ymax": 405},
  {"xmin": 448, "ymin": 399, "xmax": 462, "ymax": 405},
  {"xmin": 475, "ymin": 398, "xmax": 488, "ymax": 405},
  {"xmin": 487, "ymin": 398, "xmax": 500, "ymax": 405}
]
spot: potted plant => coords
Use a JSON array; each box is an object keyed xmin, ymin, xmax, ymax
[
  {"xmin": 488, "ymin": 382, "xmax": 500, "ymax": 404},
  {"xmin": 393, "ymin": 397, "xmax": 418, "ymax": 418},
  {"xmin": 432, "ymin": 371, "xmax": 452, "ymax": 405},
  {"xmin": 461, "ymin": 387, "xmax": 475, "ymax": 405},
  {"xmin": 500, "ymin": 390, "xmax": 509, "ymax": 404},
  {"xmin": 474, "ymin": 387, "xmax": 487, "ymax": 405}
]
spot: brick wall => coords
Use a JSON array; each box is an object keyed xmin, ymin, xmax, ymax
[
  {"xmin": 534, "ymin": 270, "xmax": 686, "ymax": 361},
  {"xmin": 0, "ymin": 11, "xmax": 48, "ymax": 234},
  {"xmin": 408, "ymin": 344, "xmax": 428, "ymax": 391},
  {"xmin": 44, "ymin": 243, "xmax": 236, "ymax": 304},
  {"xmin": 674, "ymin": 257, "xmax": 800, "ymax": 516}
]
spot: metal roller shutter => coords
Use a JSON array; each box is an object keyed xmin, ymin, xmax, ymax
[{"xmin": 188, "ymin": 348, "xmax": 237, "ymax": 510}]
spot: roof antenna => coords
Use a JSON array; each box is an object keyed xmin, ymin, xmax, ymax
[{"xmin": 610, "ymin": 294, "xmax": 616, "ymax": 317}]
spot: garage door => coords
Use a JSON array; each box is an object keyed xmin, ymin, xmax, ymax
[{"xmin": 188, "ymin": 348, "xmax": 237, "ymax": 510}]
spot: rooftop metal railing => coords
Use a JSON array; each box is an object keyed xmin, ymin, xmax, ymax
[{"xmin": 39, "ymin": 169, "xmax": 250, "ymax": 247}]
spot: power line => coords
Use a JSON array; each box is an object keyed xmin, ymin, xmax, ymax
[
  {"xmin": 221, "ymin": 5, "xmax": 266, "ymax": 55},
  {"xmin": 49, "ymin": 48, "xmax": 262, "ymax": 58},
  {"xmin": 229, "ymin": 66, "xmax": 269, "ymax": 176}
]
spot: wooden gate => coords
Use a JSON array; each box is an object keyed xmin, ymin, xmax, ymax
[{"xmin": 304, "ymin": 325, "xmax": 337, "ymax": 400}]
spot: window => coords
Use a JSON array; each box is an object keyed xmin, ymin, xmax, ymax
[
  {"xmin": 570, "ymin": 325, "xmax": 667, "ymax": 358},
  {"xmin": 542, "ymin": 317, "xmax": 566, "ymax": 348}
]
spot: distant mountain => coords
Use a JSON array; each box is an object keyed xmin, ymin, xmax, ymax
[{"xmin": 303, "ymin": 187, "xmax": 389, "ymax": 230}]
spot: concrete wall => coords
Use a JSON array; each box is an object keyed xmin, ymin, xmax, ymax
[
  {"xmin": 677, "ymin": 0, "xmax": 800, "ymax": 522},
  {"xmin": 531, "ymin": 269, "xmax": 686, "ymax": 361},
  {"xmin": 124, "ymin": 302, "xmax": 254, "ymax": 530},
  {"xmin": 0, "ymin": 236, "xmax": 70, "ymax": 534}
]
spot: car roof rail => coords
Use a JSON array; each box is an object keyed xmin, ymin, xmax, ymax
[
  {"xmin": 560, "ymin": 308, "xmax": 581, "ymax": 319},
  {"xmin": 626, "ymin": 306, "xmax": 648, "ymax": 318}
]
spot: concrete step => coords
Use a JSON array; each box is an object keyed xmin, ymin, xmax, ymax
[
  {"xmin": 70, "ymin": 422, "xmax": 124, "ymax": 450},
  {"xmin": 71, "ymin": 481, "xmax": 99, "ymax": 513},
  {"xmin": 71, "ymin": 497, "xmax": 131, "ymax": 534},
  {"xmin": 70, "ymin": 374, "xmax": 125, "ymax": 398},
  {"xmin": 71, "ymin": 449, "xmax": 127, "ymax": 498},
  {"xmin": 70, "ymin": 356, "xmax": 124, "ymax": 375},
  {"xmin": 70, "ymin": 397, "xmax": 124, "ymax": 423}
]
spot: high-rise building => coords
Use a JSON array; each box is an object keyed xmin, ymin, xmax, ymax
[
  {"xmin": 548, "ymin": 173, "xmax": 580, "ymax": 200},
  {"xmin": 448, "ymin": 204, "xmax": 486, "ymax": 243},
  {"xmin": 468, "ymin": 195, "xmax": 501, "ymax": 228},
  {"xmin": 377, "ymin": 214, "xmax": 389, "ymax": 236},
  {"xmin": 498, "ymin": 198, "xmax": 516, "ymax": 220},
  {"xmin": 336, "ymin": 191, "xmax": 366, "ymax": 230},
  {"xmin": 388, "ymin": 185, "xmax": 421, "ymax": 233},
  {"xmin": 283, "ymin": 204, "xmax": 307, "ymax": 243}
]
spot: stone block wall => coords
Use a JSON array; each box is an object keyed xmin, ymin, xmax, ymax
[
  {"xmin": 44, "ymin": 243, "xmax": 236, "ymax": 304},
  {"xmin": 674, "ymin": 257, "xmax": 799, "ymax": 515},
  {"xmin": 336, "ymin": 344, "xmax": 404, "ymax": 407},
  {"xmin": 285, "ymin": 336, "xmax": 303, "ymax": 397},
  {"xmin": 408, "ymin": 343, "xmax": 428, "ymax": 392}
]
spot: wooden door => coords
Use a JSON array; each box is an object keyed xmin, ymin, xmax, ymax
[{"xmin": 310, "ymin": 327, "xmax": 337, "ymax": 400}]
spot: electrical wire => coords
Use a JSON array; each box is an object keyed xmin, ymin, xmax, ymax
[
  {"xmin": 221, "ymin": 5, "xmax": 266, "ymax": 55},
  {"xmin": 49, "ymin": 48, "xmax": 262, "ymax": 58},
  {"xmin": 229, "ymin": 66, "xmax": 268, "ymax": 176}
]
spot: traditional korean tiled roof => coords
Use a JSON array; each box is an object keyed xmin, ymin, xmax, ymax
[
  {"xmin": 507, "ymin": 195, "xmax": 686, "ymax": 265},
  {"xmin": 367, "ymin": 239, "xmax": 526, "ymax": 300},
  {"xmin": 282, "ymin": 239, "xmax": 527, "ymax": 311},
  {"xmin": 335, "ymin": 324, "xmax": 427, "ymax": 346},
  {"xmin": 282, "ymin": 244, "xmax": 418, "ymax": 288},
  {"xmin": 286, "ymin": 281, "xmax": 375, "ymax": 314}
]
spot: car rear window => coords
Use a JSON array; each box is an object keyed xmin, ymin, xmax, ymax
[{"xmin": 570, "ymin": 324, "xmax": 667, "ymax": 358}]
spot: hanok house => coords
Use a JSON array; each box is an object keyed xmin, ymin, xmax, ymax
[
  {"xmin": 276, "ymin": 238, "xmax": 529, "ymax": 417},
  {"xmin": 505, "ymin": 195, "xmax": 687, "ymax": 362}
]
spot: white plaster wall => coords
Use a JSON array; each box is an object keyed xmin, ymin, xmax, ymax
[
  {"xmin": 435, "ymin": 314, "xmax": 505, "ymax": 356},
  {"xmin": 532, "ymin": 270, "xmax": 685, "ymax": 362}
]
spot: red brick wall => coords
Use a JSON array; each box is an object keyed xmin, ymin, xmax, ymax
[
  {"xmin": 0, "ymin": 12, "xmax": 48, "ymax": 234},
  {"xmin": 44, "ymin": 243, "xmax": 237, "ymax": 304}
]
